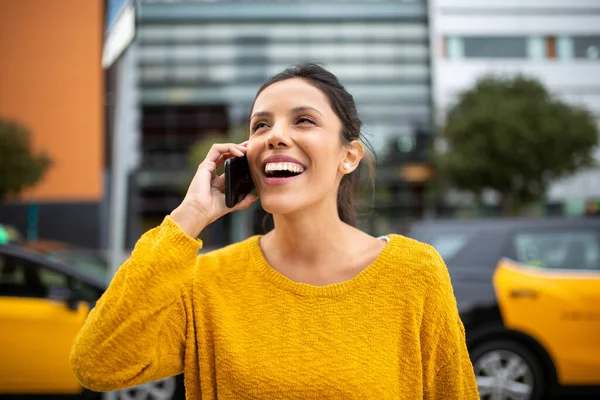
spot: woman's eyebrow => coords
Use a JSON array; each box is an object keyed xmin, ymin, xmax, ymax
[
  {"xmin": 251, "ymin": 106, "xmax": 324, "ymax": 120},
  {"xmin": 292, "ymin": 106, "xmax": 324, "ymax": 117},
  {"xmin": 250, "ymin": 110, "xmax": 272, "ymax": 120}
]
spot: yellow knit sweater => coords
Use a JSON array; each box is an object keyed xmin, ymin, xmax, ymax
[{"xmin": 70, "ymin": 216, "xmax": 478, "ymax": 399}]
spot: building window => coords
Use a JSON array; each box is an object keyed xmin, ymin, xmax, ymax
[
  {"xmin": 557, "ymin": 36, "xmax": 574, "ymax": 59},
  {"xmin": 446, "ymin": 36, "xmax": 464, "ymax": 59},
  {"xmin": 441, "ymin": 35, "xmax": 600, "ymax": 60},
  {"xmin": 557, "ymin": 36, "xmax": 600, "ymax": 60},
  {"xmin": 573, "ymin": 36, "xmax": 600, "ymax": 59},
  {"xmin": 527, "ymin": 36, "xmax": 546, "ymax": 60},
  {"xmin": 445, "ymin": 36, "xmax": 540, "ymax": 59},
  {"xmin": 463, "ymin": 37, "xmax": 528, "ymax": 58}
]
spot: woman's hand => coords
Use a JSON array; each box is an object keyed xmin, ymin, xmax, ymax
[{"xmin": 170, "ymin": 142, "xmax": 258, "ymax": 238}]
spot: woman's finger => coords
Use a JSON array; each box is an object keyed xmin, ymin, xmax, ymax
[
  {"xmin": 214, "ymin": 149, "xmax": 246, "ymax": 170},
  {"xmin": 214, "ymin": 154, "xmax": 228, "ymax": 171},
  {"xmin": 204, "ymin": 143, "xmax": 246, "ymax": 164},
  {"xmin": 201, "ymin": 149, "xmax": 245, "ymax": 175},
  {"xmin": 211, "ymin": 174, "xmax": 225, "ymax": 191},
  {"xmin": 232, "ymin": 193, "xmax": 259, "ymax": 211}
]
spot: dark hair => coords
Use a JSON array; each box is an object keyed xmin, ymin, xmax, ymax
[{"xmin": 251, "ymin": 62, "xmax": 376, "ymax": 227}]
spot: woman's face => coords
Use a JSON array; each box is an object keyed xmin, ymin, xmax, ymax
[{"xmin": 246, "ymin": 78, "xmax": 349, "ymax": 217}]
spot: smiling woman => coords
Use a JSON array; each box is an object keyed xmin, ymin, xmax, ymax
[
  {"xmin": 70, "ymin": 63, "xmax": 479, "ymax": 399},
  {"xmin": 248, "ymin": 65, "xmax": 372, "ymax": 227}
]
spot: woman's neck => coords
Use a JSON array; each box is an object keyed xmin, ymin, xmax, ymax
[{"xmin": 267, "ymin": 202, "xmax": 352, "ymax": 267}]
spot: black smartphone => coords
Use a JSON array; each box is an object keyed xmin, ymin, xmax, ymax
[{"xmin": 224, "ymin": 155, "xmax": 256, "ymax": 208}]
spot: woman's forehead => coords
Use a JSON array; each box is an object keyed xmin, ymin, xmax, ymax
[{"xmin": 252, "ymin": 78, "xmax": 331, "ymax": 115}]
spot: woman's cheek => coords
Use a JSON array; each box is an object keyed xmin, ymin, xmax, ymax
[{"xmin": 245, "ymin": 141, "xmax": 260, "ymax": 161}]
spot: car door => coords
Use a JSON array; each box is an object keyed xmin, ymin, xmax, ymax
[
  {"xmin": 494, "ymin": 226, "xmax": 600, "ymax": 385},
  {"xmin": 0, "ymin": 252, "xmax": 89, "ymax": 394}
]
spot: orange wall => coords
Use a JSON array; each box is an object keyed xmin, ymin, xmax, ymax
[{"xmin": 0, "ymin": 0, "xmax": 104, "ymax": 202}]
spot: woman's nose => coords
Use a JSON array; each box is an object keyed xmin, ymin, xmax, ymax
[{"xmin": 266, "ymin": 126, "xmax": 292, "ymax": 149}]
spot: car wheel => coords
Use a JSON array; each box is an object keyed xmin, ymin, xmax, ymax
[
  {"xmin": 471, "ymin": 339, "xmax": 545, "ymax": 400},
  {"xmin": 117, "ymin": 375, "xmax": 180, "ymax": 400}
]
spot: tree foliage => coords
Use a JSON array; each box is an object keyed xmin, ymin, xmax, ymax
[
  {"xmin": 180, "ymin": 126, "xmax": 249, "ymax": 195},
  {"xmin": 188, "ymin": 126, "xmax": 249, "ymax": 172},
  {"xmin": 435, "ymin": 75, "xmax": 598, "ymax": 215},
  {"xmin": 0, "ymin": 119, "xmax": 53, "ymax": 201}
]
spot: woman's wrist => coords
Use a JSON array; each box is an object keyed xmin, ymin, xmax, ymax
[{"xmin": 170, "ymin": 203, "xmax": 210, "ymax": 238}]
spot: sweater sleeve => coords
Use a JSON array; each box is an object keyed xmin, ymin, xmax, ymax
[
  {"xmin": 70, "ymin": 216, "xmax": 202, "ymax": 392},
  {"xmin": 420, "ymin": 247, "xmax": 479, "ymax": 400}
]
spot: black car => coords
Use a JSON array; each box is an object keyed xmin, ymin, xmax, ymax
[{"xmin": 407, "ymin": 217, "xmax": 600, "ymax": 400}]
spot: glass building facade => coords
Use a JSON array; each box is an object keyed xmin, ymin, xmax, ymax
[{"xmin": 133, "ymin": 0, "xmax": 433, "ymax": 244}]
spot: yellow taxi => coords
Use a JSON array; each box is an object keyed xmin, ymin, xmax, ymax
[
  {"xmin": 0, "ymin": 243, "xmax": 184, "ymax": 399},
  {"xmin": 409, "ymin": 217, "xmax": 600, "ymax": 400}
]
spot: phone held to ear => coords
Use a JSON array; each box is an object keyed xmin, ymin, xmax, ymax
[{"xmin": 225, "ymin": 155, "xmax": 256, "ymax": 208}]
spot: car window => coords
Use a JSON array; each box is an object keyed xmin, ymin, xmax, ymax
[
  {"xmin": 0, "ymin": 252, "xmax": 103, "ymax": 302},
  {"xmin": 45, "ymin": 250, "xmax": 108, "ymax": 283},
  {"xmin": 0, "ymin": 253, "xmax": 71, "ymax": 298},
  {"xmin": 514, "ymin": 231, "xmax": 600, "ymax": 271},
  {"xmin": 427, "ymin": 234, "xmax": 471, "ymax": 262},
  {"xmin": 410, "ymin": 230, "xmax": 475, "ymax": 264},
  {"xmin": 70, "ymin": 278, "xmax": 102, "ymax": 303},
  {"xmin": 0, "ymin": 254, "xmax": 26, "ymax": 289},
  {"xmin": 0, "ymin": 254, "xmax": 46, "ymax": 298},
  {"xmin": 37, "ymin": 264, "xmax": 69, "ymax": 292}
]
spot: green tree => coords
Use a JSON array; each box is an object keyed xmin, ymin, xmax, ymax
[
  {"xmin": 0, "ymin": 118, "xmax": 53, "ymax": 201},
  {"xmin": 435, "ymin": 75, "xmax": 598, "ymax": 216}
]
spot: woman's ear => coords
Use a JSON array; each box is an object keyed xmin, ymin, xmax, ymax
[{"xmin": 339, "ymin": 140, "xmax": 364, "ymax": 174}]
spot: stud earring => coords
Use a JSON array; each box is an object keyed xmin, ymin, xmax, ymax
[{"xmin": 344, "ymin": 163, "xmax": 350, "ymax": 170}]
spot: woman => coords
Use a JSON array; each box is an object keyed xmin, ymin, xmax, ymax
[{"xmin": 71, "ymin": 63, "xmax": 478, "ymax": 399}]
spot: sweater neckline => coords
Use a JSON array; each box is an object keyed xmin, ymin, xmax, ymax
[{"xmin": 247, "ymin": 234, "xmax": 398, "ymax": 297}]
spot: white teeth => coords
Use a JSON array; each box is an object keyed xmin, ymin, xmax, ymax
[{"xmin": 265, "ymin": 162, "xmax": 305, "ymax": 174}]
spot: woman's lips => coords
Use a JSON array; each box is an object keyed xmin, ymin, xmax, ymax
[
  {"xmin": 260, "ymin": 154, "xmax": 307, "ymax": 186},
  {"xmin": 262, "ymin": 154, "xmax": 306, "ymax": 170},
  {"xmin": 263, "ymin": 171, "xmax": 305, "ymax": 186}
]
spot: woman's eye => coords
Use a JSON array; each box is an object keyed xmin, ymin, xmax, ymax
[
  {"xmin": 296, "ymin": 117, "xmax": 315, "ymax": 125},
  {"xmin": 252, "ymin": 122, "xmax": 268, "ymax": 132}
]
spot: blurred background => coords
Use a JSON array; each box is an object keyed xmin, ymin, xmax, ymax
[{"xmin": 0, "ymin": 0, "xmax": 599, "ymax": 399}]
